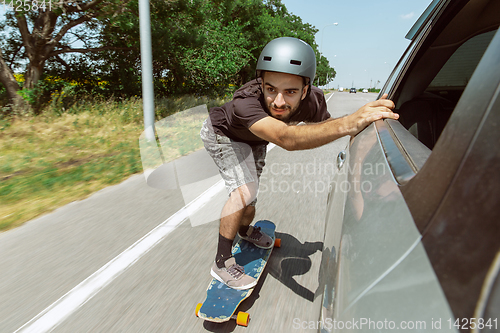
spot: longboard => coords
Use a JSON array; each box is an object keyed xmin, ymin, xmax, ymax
[{"xmin": 195, "ymin": 220, "xmax": 280, "ymax": 327}]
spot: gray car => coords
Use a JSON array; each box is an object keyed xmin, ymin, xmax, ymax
[{"xmin": 317, "ymin": 0, "xmax": 500, "ymax": 332}]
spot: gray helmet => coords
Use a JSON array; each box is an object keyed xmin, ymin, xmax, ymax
[{"xmin": 256, "ymin": 37, "xmax": 316, "ymax": 84}]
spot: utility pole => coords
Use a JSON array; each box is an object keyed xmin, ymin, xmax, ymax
[
  {"xmin": 320, "ymin": 23, "xmax": 339, "ymax": 54},
  {"xmin": 319, "ymin": 23, "xmax": 338, "ymax": 89},
  {"xmin": 139, "ymin": 0, "xmax": 155, "ymax": 142}
]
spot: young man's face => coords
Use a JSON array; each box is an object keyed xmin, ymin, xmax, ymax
[{"xmin": 261, "ymin": 71, "xmax": 308, "ymax": 122}]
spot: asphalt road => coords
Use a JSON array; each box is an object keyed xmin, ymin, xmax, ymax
[{"xmin": 0, "ymin": 92, "xmax": 378, "ymax": 333}]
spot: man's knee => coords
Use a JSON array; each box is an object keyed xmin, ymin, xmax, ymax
[
  {"xmin": 244, "ymin": 205, "xmax": 255, "ymax": 216},
  {"xmin": 230, "ymin": 183, "xmax": 257, "ymax": 207}
]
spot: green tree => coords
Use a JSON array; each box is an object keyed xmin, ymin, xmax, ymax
[
  {"xmin": 90, "ymin": 0, "xmax": 207, "ymax": 97},
  {"xmin": 0, "ymin": 0, "xmax": 336, "ymax": 112},
  {"xmin": 217, "ymin": 0, "xmax": 336, "ymax": 86},
  {"xmin": 92, "ymin": 0, "xmax": 336, "ymax": 96},
  {"xmin": 180, "ymin": 18, "xmax": 252, "ymax": 96},
  {"xmin": 316, "ymin": 53, "xmax": 336, "ymax": 86},
  {"xmin": 0, "ymin": 0, "xmax": 133, "ymax": 114}
]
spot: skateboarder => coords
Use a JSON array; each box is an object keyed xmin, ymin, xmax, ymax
[{"xmin": 200, "ymin": 37, "xmax": 398, "ymax": 289}]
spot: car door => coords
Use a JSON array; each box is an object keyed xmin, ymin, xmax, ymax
[{"xmin": 319, "ymin": 0, "xmax": 500, "ymax": 331}]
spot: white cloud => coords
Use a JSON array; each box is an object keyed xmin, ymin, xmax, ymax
[{"xmin": 401, "ymin": 12, "xmax": 415, "ymax": 20}]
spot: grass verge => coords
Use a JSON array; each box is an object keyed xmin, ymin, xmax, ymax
[{"xmin": 0, "ymin": 95, "xmax": 227, "ymax": 231}]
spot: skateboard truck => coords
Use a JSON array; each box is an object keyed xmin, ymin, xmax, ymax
[{"xmin": 196, "ymin": 303, "xmax": 250, "ymax": 326}]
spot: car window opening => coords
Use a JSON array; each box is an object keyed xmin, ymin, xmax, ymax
[
  {"xmin": 400, "ymin": 29, "xmax": 497, "ymax": 150},
  {"xmin": 395, "ymin": 0, "xmax": 500, "ymax": 150}
]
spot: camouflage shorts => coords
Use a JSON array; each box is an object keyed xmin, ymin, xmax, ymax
[{"xmin": 200, "ymin": 119, "xmax": 267, "ymax": 206}]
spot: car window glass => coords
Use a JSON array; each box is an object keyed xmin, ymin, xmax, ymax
[
  {"xmin": 429, "ymin": 30, "xmax": 496, "ymax": 89},
  {"xmin": 381, "ymin": 19, "xmax": 434, "ymax": 97},
  {"xmin": 380, "ymin": 40, "xmax": 418, "ymax": 96},
  {"xmin": 399, "ymin": 28, "xmax": 498, "ymax": 150}
]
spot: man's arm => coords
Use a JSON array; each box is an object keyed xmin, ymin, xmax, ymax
[{"xmin": 249, "ymin": 94, "xmax": 398, "ymax": 151}]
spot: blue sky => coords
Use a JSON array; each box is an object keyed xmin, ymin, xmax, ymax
[{"xmin": 281, "ymin": 0, "xmax": 433, "ymax": 89}]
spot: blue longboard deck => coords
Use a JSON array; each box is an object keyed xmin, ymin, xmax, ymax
[{"xmin": 197, "ymin": 220, "xmax": 276, "ymax": 323}]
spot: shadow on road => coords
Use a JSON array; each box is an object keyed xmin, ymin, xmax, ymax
[
  {"xmin": 267, "ymin": 232, "xmax": 323, "ymax": 302},
  {"xmin": 202, "ymin": 232, "xmax": 323, "ymax": 332}
]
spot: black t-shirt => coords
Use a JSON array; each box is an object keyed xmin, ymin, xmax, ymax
[{"xmin": 209, "ymin": 78, "xmax": 331, "ymax": 145}]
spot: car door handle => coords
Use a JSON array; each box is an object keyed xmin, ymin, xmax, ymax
[{"xmin": 337, "ymin": 150, "xmax": 346, "ymax": 170}]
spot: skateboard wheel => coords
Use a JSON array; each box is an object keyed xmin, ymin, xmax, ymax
[
  {"xmin": 195, "ymin": 303, "xmax": 203, "ymax": 317},
  {"xmin": 236, "ymin": 311, "xmax": 250, "ymax": 326},
  {"xmin": 274, "ymin": 238, "xmax": 281, "ymax": 248}
]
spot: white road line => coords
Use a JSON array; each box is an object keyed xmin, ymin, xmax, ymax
[
  {"xmin": 326, "ymin": 92, "xmax": 334, "ymax": 104},
  {"xmin": 14, "ymin": 182, "xmax": 223, "ymax": 333},
  {"xmin": 267, "ymin": 143, "xmax": 276, "ymax": 152},
  {"xmin": 15, "ymin": 144, "xmax": 276, "ymax": 333}
]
